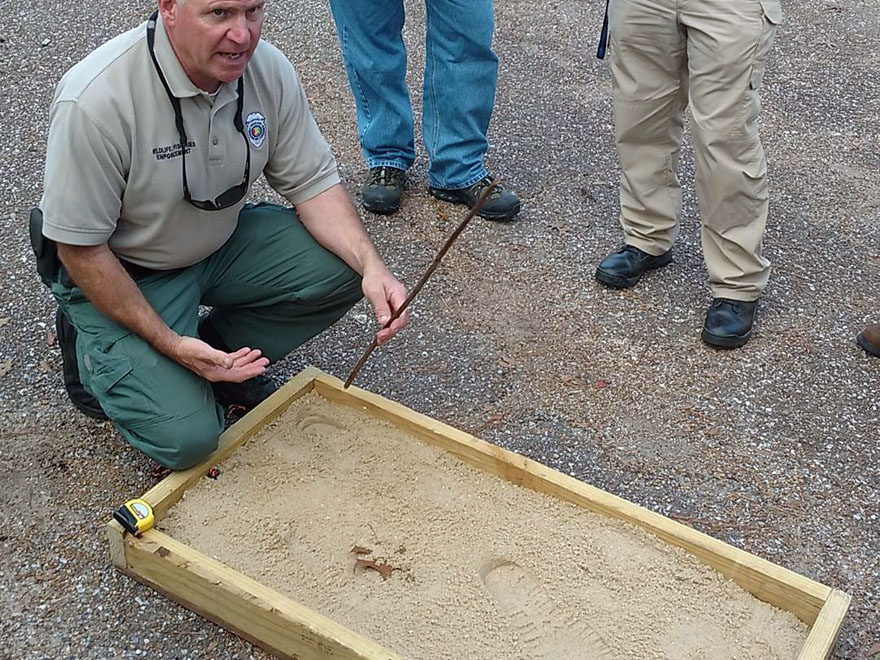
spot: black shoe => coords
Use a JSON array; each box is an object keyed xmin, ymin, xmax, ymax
[
  {"xmin": 701, "ymin": 298, "xmax": 758, "ymax": 349},
  {"xmin": 595, "ymin": 245, "xmax": 673, "ymax": 289},
  {"xmin": 361, "ymin": 166, "xmax": 406, "ymax": 214},
  {"xmin": 55, "ymin": 308, "xmax": 108, "ymax": 420},
  {"xmin": 198, "ymin": 316, "xmax": 279, "ymax": 411},
  {"xmin": 429, "ymin": 176, "xmax": 521, "ymax": 221},
  {"xmin": 211, "ymin": 376, "xmax": 278, "ymax": 411}
]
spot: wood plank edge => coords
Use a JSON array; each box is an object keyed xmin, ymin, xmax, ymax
[
  {"xmin": 124, "ymin": 529, "xmax": 404, "ymax": 660},
  {"xmin": 311, "ymin": 372, "xmax": 831, "ymax": 624},
  {"xmin": 123, "ymin": 568, "xmax": 301, "ymax": 660},
  {"xmin": 106, "ymin": 519, "xmax": 127, "ymax": 570},
  {"xmin": 796, "ymin": 589, "xmax": 852, "ymax": 660}
]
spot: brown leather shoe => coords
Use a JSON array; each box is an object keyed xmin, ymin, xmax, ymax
[{"xmin": 857, "ymin": 323, "xmax": 880, "ymax": 357}]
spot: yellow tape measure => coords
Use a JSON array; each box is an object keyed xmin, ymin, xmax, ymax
[{"xmin": 113, "ymin": 499, "xmax": 155, "ymax": 536}]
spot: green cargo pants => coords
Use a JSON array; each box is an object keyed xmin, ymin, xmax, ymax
[{"xmin": 50, "ymin": 203, "xmax": 363, "ymax": 469}]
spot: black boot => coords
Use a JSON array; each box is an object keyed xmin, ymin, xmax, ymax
[
  {"xmin": 198, "ymin": 317, "xmax": 278, "ymax": 410},
  {"xmin": 701, "ymin": 298, "xmax": 759, "ymax": 349},
  {"xmin": 361, "ymin": 166, "xmax": 406, "ymax": 214},
  {"xmin": 55, "ymin": 308, "xmax": 108, "ymax": 420},
  {"xmin": 429, "ymin": 176, "xmax": 521, "ymax": 221},
  {"xmin": 595, "ymin": 245, "xmax": 673, "ymax": 289}
]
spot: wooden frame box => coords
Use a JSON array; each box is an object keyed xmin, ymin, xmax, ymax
[{"xmin": 106, "ymin": 367, "xmax": 850, "ymax": 660}]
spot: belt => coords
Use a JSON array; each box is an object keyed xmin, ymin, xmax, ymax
[
  {"xmin": 119, "ymin": 259, "xmax": 163, "ymax": 281},
  {"xmin": 57, "ymin": 257, "xmax": 163, "ymax": 288}
]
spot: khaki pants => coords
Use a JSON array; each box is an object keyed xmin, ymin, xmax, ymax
[{"xmin": 609, "ymin": 0, "xmax": 781, "ymax": 300}]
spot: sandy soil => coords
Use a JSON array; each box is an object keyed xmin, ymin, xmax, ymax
[{"xmin": 163, "ymin": 393, "xmax": 808, "ymax": 660}]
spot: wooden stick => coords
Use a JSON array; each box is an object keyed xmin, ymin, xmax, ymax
[{"xmin": 344, "ymin": 180, "xmax": 500, "ymax": 389}]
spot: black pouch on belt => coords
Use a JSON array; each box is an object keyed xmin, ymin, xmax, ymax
[
  {"xmin": 28, "ymin": 208, "xmax": 159, "ymax": 286},
  {"xmin": 28, "ymin": 207, "xmax": 59, "ymax": 288}
]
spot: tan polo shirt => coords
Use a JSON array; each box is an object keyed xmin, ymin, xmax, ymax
[{"xmin": 41, "ymin": 16, "xmax": 339, "ymax": 269}]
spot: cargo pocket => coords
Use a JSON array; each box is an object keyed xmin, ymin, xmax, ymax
[
  {"xmin": 750, "ymin": 1, "xmax": 782, "ymax": 90},
  {"xmin": 760, "ymin": 0, "xmax": 783, "ymax": 25},
  {"xmin": 87, "ymin": 355, "xmax": 133, "ymax": 394},
  {"xmin": 80, "ymin": 330, "xmax": 134, "ymax": 414},
  {"xmin": 81, "ymin": 345, "xmax": 133, "ymax": 425}
]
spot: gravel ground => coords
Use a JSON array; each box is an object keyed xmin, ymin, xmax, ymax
[{"xmin": 1, "ymin": 1, "xmax": 878, "ymax": 659}]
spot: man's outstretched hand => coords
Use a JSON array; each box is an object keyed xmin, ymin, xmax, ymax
[
  {"xmin": 362, "ymin": 261, "xmax": 409, "ymax": 345},
  {"xmin": 169, "ymin": 336, "xmax": 269, "ymax": 382}
]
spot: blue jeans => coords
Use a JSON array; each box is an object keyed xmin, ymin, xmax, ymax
[{"xmin": 328, "ymin": 0, "xmax": 498, "ymax": 190}]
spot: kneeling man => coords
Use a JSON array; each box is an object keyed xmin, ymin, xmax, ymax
[{"xmin": 36, "ymin": 0, "xmax": 407, "ymax": 469}]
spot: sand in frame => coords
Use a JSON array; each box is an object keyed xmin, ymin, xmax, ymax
[{"xmin": 106, "ymin": 367, "xmax": 850, "ymax": 660}]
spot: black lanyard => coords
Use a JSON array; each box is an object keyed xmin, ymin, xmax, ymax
[
  {"xmin": 146, "ymin": 11, "xmax": 243, "ymax": 150},
  {"xmin": 145, "ymin": 11, "xmax": 250, "ymax": 211},
  {"xmin": 597, "ymin": 0, "xmax": 611, "ymax": 59}
]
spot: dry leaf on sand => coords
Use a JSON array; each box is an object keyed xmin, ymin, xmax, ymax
[{"xmin": 355, "ymin": 557, "xmax": 394, "ymax": 580}]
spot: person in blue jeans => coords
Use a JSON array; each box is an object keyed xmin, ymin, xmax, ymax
[{"xmin": 328, "ymin": 0, "xmax": 520, "ymax": 221}]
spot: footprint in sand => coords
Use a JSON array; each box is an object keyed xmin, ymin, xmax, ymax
[
  {"xmin": 481, "ymin": 560, "xmax": 613, "ymax": 660},
  {"xmin": 264, "ymin": 414, "xmax": 349, "ymax": 464},
  {"xmin": 295, "ymin": 413, "xmax": 349, "ymax": 433}
]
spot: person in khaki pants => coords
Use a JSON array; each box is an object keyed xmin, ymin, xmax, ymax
[{"xmin": 594, "ymin": 0, "xmax": 782, "ymax": 348}]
